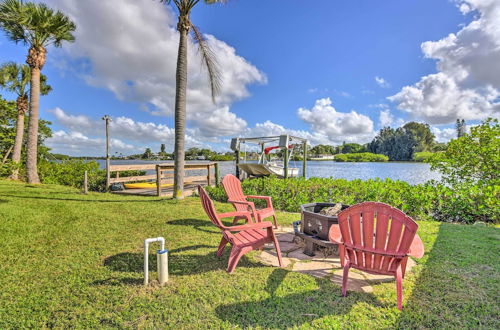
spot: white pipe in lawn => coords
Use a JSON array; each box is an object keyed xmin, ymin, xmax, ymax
[
  {"xmin": 157, "ymin": 249, "xmax": 169, "ymax": 286},
  {"xmin": 144, "ymin": 237, "xmax": 165, "ymax": 286}
]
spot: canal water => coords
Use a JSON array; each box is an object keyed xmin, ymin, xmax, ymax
[{"xmin": 96, "ymin": 160, "xmax": 441, "ymax": 185}]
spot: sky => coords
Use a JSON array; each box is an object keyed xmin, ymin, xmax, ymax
[{"xmin": 0, "ymin": 0, "xmax": 499, "ymax": 156}]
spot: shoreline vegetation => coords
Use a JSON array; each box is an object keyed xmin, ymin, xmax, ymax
[{"xmin": 3, "ymin": 119, "xmax": 496, "ymax": 225}]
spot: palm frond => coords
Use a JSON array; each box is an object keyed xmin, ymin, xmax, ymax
[
  {"xmin": 0, "ymin": 62, "xmax": 51, "ymax": 97},
  {"xmin": 0, "ymin": 0, "xmax": 75, "ymax": 48},
  {"xmin": 159, "ymin": 0, "xmax": 200, "ymax": 15},
  {"xmin": 191, "ymin": 25, "xmax": 222, "ymax": 103}
]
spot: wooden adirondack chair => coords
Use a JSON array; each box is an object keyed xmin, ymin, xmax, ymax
[
  {"xmin": 198, "ymin": 186, "xmax": 283, "ymax": 273},
  {"xmin": 222, "ymin": 174, "xmax": 278, "ymax": 228},
  {"xmin": 328, "ymin": 202, "xmax": 424, "ymax": 310}
]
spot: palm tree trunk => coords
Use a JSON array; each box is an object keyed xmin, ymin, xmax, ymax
[
  {"xmin": 26, "ymin": 66, "xmax": 41, "ymax": 184},
  {"xmin": 173, "ymin": 24, "xmax": 189, "ymax": 199},
  {"xmin": 9, "ymin": 96, "xmax": 27, "ymax": 180}
]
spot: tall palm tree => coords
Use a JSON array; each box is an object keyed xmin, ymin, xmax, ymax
[
  {"xmin": 160, "ymin": 0, "xmax": 224, "ymax": 199},
  {"xmin": 0, "ymin": 62, "xmax": 51, "ymax": 180},
  {"xmin": 0, "ymin": 0, "xmax": 75, "ymax": 183}
]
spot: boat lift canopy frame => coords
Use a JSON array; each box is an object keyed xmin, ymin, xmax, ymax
[{"xmin": 230, "ymin": 135, "xmax": 308, "ymax": 179}]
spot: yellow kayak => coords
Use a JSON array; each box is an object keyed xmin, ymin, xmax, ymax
[{"xmin": 124, "ymin": 182, "xmax": 173, "ymax": 189}]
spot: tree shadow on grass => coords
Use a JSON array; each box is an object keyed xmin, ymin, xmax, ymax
[
  {"xmin": 0, "ymin": 193, "xmax": 163, "ymax": 203},
  {"xmin": 215, "ymin": 267, "xmax": 384, "ymax": 328},
  {"xmin": 101, "ymin": 244, "xmax": 267, "ymax": 277},
  {"xmin": 395, "ymin": 223, "xmax": 500, "ymax": 328},
  {"xmin": 166, "ymin": 218, "xmax": 221, "ymax": 234}
]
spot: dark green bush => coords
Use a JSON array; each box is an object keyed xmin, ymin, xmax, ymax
[{"xmin": 206, "ymin": 176, "xmax": 499, "ymax": 224}]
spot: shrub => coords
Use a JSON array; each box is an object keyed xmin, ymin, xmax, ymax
[
  {"xmin": 39, "ymin": 159, "xmax": 107, "ymax": 191},
  {"xmin": 413, "ymin": 151, "xmax": 435, "ymax": 162},
  {"xmin": 0, "ymin": 160, "xmax": 13, "ymax": 177},
  {"xmin": 334, "ymin": 152, "xmax": 388, "ymax": 162},
  {"xmin": 206, "ymin": 176, "xmax": 499, "ymax": 224},
  {"xmin": 429, "ymin": 118, "xmax": 499, "ymax": 187}
]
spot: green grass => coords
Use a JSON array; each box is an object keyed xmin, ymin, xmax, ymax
[{"xmin": 0, "ymin": 180, "xmax": 498, "ymax": 328}]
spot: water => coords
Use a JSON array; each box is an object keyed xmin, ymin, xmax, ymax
[{"xmin": 95, "ymin": 159, "xmax": 441, "ymax": 185}]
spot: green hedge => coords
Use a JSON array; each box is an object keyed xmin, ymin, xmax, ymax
[
  {"xmin": 206, "ymin": 176, "xmax": 499, "ymax": 224},
  {"xmin": 334, "ymin": 152, "xmax": 389, "ymax": 162}
]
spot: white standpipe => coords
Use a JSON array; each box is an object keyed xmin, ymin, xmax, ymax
[{"xmin": 144, "ymin": 237, "xmax": 168, "ymax": 286}]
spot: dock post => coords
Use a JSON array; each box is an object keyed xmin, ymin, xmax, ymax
[
  {"xmin": 207, "ymin": 164, "xmax": 212, "ymax": 186},
  {"xmin": 156, "ymin": 165, "xmax": 162, "ymax": 197},
  {"xmin": 83, "ymin": 171, "xmax": 88, "ymax": 194},
  {"xmin": 214, "ymin": 162, "xmax": 220, "ymax": 186},
  {"xmin": 284, "ymin": 147, "xmax": 289, "ymax": 179},
  {"xmin": 302, "ymin": 141, "xmax": 307, "ymax": 178},
  {"xmin": 235, "ymin": 150, "xmax": 240, "ymax": 179},
  {"xmin": 102, "ymin": 115, "xmax": 112, "ymax": 191}
]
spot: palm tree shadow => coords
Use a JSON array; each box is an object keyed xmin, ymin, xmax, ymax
[
  {"xmin": 0, "ymin": 193, "xmax": 163, "ymax": 203},
  {"xmin": 216, "ymin": 267, "xmax": 384, "ymax": 328},
  {"xmin": 101, "ymin": 244, "xmax": 266, "ymax": 277},
  {"xmin": 166, "ymin": 218, "xmax": 225, "ymax": 234}
]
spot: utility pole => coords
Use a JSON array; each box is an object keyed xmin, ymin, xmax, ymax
[{"xmin": 102, "ymin": 115, "xmax": 112, "ymax": 190}]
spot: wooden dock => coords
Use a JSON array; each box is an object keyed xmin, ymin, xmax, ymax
[
  {"xmin": 111, "ymin": 179, "xmax": 214, "ymax": 197},
  {"xmin": 107, "ymin": 162, "xmax": 219, "ymax": 197}
]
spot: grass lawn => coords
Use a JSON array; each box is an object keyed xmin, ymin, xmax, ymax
[{"xmin": 0, "ymin": 180, "xmax": 498, "ymax": 329}]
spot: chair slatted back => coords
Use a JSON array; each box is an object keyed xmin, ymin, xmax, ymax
[
  {"xmin": 222, "ymin": 174, "xmax": 248, "ymax": 213},
  {"xmin": 198, "ymin": 186, "xmax": 235, "ymax": 244},
  {"xmin": 337, "ymin": 202, "xmax": 418, "ymax": 274}
]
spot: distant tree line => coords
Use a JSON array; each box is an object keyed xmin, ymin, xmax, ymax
[{"xmin": 307, "ymin": 121, "xmax": 460, "ymax": 161}]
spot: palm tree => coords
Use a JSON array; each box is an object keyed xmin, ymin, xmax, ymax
[
  {"xmin": 0, "ymin": 0, "xmax": 75, "ymax": 183},
  {"xmin": 0, "ymin": 62, "xmax": 51, "ymax": 180},
  {"xmin": 160, "ymin": 0, "xmax": 224, "ymax": 199}
]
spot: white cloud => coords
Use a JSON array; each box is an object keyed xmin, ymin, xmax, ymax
[
  {"xmin": 46, "ymin": 130, "xmax": 137, "ymax": 156},
  {"xmin": 48, "ymin": 107, "xmax": 94, "ymax": 131},
  {"xmin": 297, "ymin": 98, "xmax": 375, "ymax": 143},
  {"xmin": 46, "ymin": 0, "xmax": 266, "ymax": 137},
  {"xmin": 459, "ymin": 3, "xmax": 472, "ymax": 14},
  {"xmin": 389, "ymin": 0, "xmax": 500, "ymax": 124},
  {"xmin": 431, "ymin": 126, "xmax": 458, "ymax": 143},
  {"xmin": 375, "ymin": 76, "xmax": 390, "ymax": 88},
  {"xmin": 379, "ymin": 109, "xmax": 394, "ymax": 127},
  {"xmin": 47, "ymin": 108, "xmax": 209, "ymax": 155}
]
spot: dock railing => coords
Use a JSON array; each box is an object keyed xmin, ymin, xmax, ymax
[{"xmin": 108, "ymin": 162, "xmax": 219, "ymax": 196}]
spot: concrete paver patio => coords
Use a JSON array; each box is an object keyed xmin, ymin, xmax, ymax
[{"xmin": 257, "ymin": 227, "xmax": 416, "ymax": 293}]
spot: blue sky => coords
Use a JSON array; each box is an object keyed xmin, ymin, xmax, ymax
[{"xmin": 1, "ymin": 0, "xmax": 499, "ymax": 156}]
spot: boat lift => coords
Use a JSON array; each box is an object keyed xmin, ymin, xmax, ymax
[{"xmin": 230, "ymin": 135, "xmax": 308, "ymax": 179}]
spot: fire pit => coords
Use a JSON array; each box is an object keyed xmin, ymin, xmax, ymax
[{"xmin": 294, "ymin": 202, "xmax": 350, "ymax": 256}]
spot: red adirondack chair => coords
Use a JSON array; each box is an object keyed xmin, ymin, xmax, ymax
[
  {"xmin": 222, "ymin": 174, "xmax": 278, "ymax": 228},
  {"xmin": 328, "ymin": 202, "xmax": 424, "ymax": 310},
  {"xmin": 198, "ymin": 186, "xmax": 283, "ymax": 273}
]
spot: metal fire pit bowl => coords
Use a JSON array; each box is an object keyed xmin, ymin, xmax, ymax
[{"xmin": 300, "ymin": 202, "xmax": 350, "ymax": 240}]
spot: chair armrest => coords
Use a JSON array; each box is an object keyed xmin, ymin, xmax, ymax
[
  {"xmin": 246, "ymin": 195, "xmax": 273, "ymax": 208},
  {"xmin": 228, "ymin": 221, "xmax": 273, "ymax": 232},
  {"xmin": 408, "ymin": 234, "xmax": 424, "ymax": 258},
  {"xmin": 218, "ymin": 211, "xmax": 252, "ymax": 223},
  {"xmin": 228, "ymin": 199, "xmax": 254, "ymax": 206},
  {"xmin": 328, "ymin": 224, "xmax": 343, "ymax": 244},
  {"xmin": 228, "ymin": 200, "xmax": 258, "ymax": 218},
  {"xmin": 246, "ymin": 195, "xmax": 271, "ymax": 200}
]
